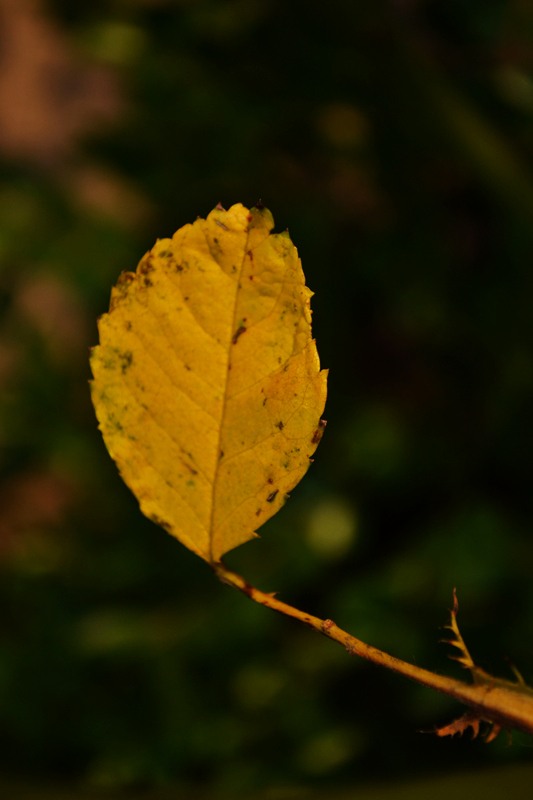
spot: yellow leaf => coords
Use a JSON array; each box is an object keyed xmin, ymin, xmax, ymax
[{"xmin": 90, "ymin": 203, "xmax": 328, "ymax": 563}]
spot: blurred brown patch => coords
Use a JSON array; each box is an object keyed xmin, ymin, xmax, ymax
[
  {"xmin": 0, "ymin": 0, "xmax": 121, "ymax": 165},
  {"xmin": 0, "ymin": 470, "xmax": 72, "ymax": 559},
  {"xmin": 327, "ymin": 162, "xmax": 391, "ymax": 227},
  {"xmin": 64, "ymin": 163, "xmax": 153, "ymax": 228},
  {"xmin": 15, "ymin": 273, "xmax": 89, "ymax": 362},
  {"xmin": 0, "ymin": 341, "xmax": 21, "ymax": 386}
]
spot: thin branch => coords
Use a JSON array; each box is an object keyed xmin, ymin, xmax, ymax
[{"xmin": 213, "ymin": 561, "xmax": 533, "ymax": 738}]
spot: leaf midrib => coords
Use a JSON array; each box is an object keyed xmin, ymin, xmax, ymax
[{"xmin": 207, "ymin": 220, "xmax": 252, "ymax": 563}]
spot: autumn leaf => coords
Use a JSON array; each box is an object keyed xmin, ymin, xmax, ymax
[
  {"xmin": 90, "ymin": 203, "xmax": 328, "ymax": 563},
  {"xmin": 90, "ymin": 216, "xmax": 533, "ymax": 741}
]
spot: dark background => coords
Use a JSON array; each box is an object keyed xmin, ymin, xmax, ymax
[{"xmin": 1, "ymin": 0, "xmax": 533, "ymax": 796}]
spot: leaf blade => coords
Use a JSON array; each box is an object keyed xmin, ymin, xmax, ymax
[{"xmin": 91, "ymin": 203, "xmax": 327, "ymax": 563}]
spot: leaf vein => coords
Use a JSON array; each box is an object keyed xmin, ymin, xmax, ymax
[
  {"xmin": 130, "ymin": 322, "xmax": 219, "ymax": 426},
  {"xmin": 118, "ymin": 366, "xmax": 212, "ymax": 487},
  {"xmin": 119, "ymin": 416, "xmax": 208, "ymax": 533}
]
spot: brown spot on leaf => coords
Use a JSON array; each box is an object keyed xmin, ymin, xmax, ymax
[
  {"xmin": 117, "ymin": 271, "xmax": 135, "ymax": 285},
  {"xmin": 267, "ymin": 477, "xmax": 273, "ymax": 484},
  {"xmin": 144, "ymin": 277, "xmax": 153, "ymax": 287},
  {"xmin": 139, "ymin": 257, "xmax": 154, "ymax": 274},
  {"xmin": 119, "ymin": 351, "xmax": 133, "ymax": 373},
  {"xmin": 247, "ymin": 250, "xmax": 253, "ymax": 260},
  {"xmin": 215, "ymin": 220, "xmax": 229, "ymax": 231},
  {"xmin": 110, "ymin": 413, "xmax": 124, "ymax": 430},
  {"xmin": 276, "ymin": 421, "xmax": 284, "ymax": 430},
  {"xmin": 266, "ymin": 490, "xmax": 278, "ymax": 503},
  {"xmin": 256, "ymin": 508, "xmax": 262, "ymax": 516},
  {"xmin": 232, "ymin": 325, "xmax": 246, "ymax": 344},
  {"xmin": 311, "ymin": 421, "xmax": 327, "ymax": 443},
  {"xmin": 149, "ymin": 514, "xmax": 172, "ymax": 533}
]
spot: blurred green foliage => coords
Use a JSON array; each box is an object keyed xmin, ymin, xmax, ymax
[{"xmin": 1, "ymin": 0, "xmax": 533, "ymax": 795}]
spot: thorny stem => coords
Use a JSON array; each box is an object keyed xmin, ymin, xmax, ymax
[{"xmin": 213, "ymin": 561, "xmax": 533, "ymax": 738}]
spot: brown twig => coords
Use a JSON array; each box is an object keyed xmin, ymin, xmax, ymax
[{"xmin": 214, "ymin": 562, "xmax": 533, "ymax": 738}]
